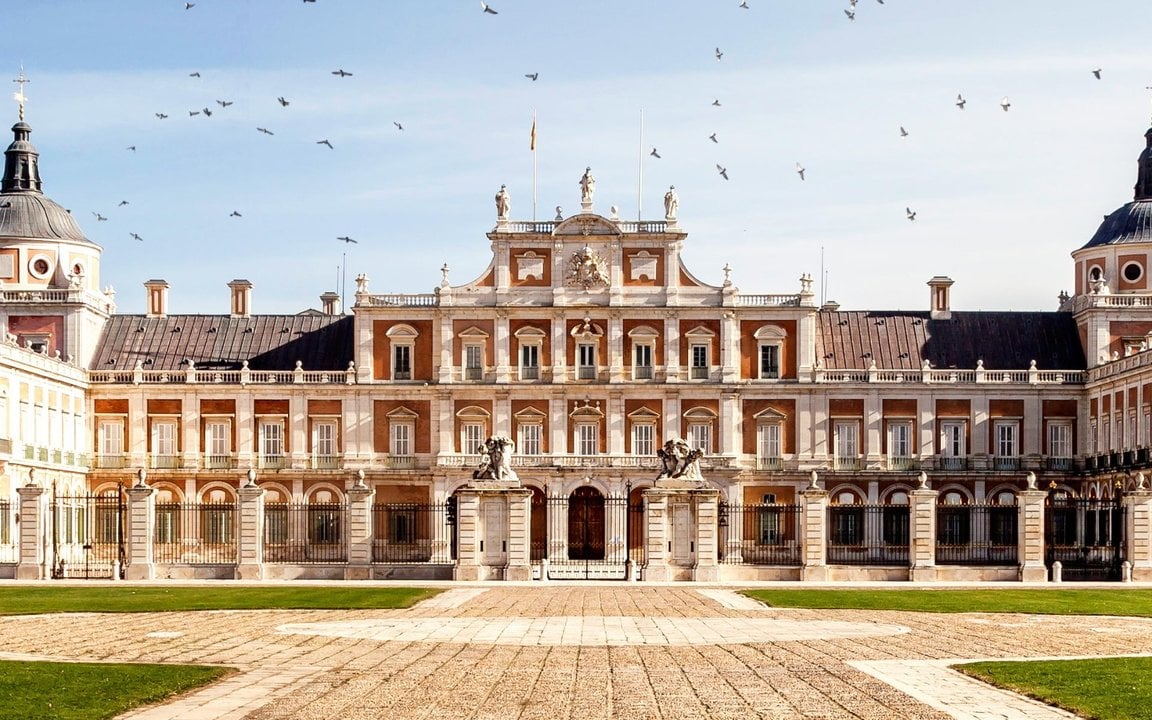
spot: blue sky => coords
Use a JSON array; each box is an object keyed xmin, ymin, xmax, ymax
[{"xmin": 5, "ymin": 1, "xmax": 1152, "ymax": 314}]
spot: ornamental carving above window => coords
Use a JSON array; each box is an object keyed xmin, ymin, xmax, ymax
[{"xmin": 566, "ymin": 245, "xmax": 608, "ymax": 290}]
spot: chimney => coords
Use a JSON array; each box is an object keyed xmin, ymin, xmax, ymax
[
  {"xmin": 228, "ymin": 279, "xmax": 252, "ymax": 318},
  {"xmin": 320, "ymin": 291, "xmax": 341, "ymax": 316},
  {"xmin": 144, "ymin": 279, "xmax": 169, "ymax": 318},
  {"xmin": 928, "ymin": 276, "xmax": 954, "ymax": 320}
]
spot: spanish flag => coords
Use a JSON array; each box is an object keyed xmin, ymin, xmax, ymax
[{"xmin": 530, "ymin": 116, "xmax": 536, "ymax": 152}]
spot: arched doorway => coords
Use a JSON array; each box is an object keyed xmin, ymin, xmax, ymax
[{"xmin": 568, "ymin": 486, "xmax": 605, "ymax": 560}]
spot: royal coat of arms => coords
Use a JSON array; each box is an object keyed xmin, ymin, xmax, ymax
[{"xmin": 566, "ymin": 245, "xmax": 609, "ymax": 290}]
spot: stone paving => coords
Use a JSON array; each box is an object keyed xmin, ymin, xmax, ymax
[{"xmin": 0, "ymin": 584, "xmax": 1150, "ymax": 719}]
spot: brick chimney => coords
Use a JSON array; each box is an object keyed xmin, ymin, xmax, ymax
[
  {"xmin": 928, "ymin": 276, "xmax": 954, "ymax": 320},
  {"xmin": 228, "ymin": 279, "xmax": 252, "ymax": 318},
  {"xmin": 144, "ymin": 279, "xmax": 169, "ymax": 318},
  {"xmin": 320, "ymin": 291, "xmax": 341, "ymax": 316}
]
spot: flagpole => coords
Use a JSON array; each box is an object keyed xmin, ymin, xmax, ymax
[
  {"xmin": 531, "ymin": 110, "xmax": 537, "ymax": 222},
  {"xmin": 637, "ymin": 109, "xmax": 644, "ymax": 221}
]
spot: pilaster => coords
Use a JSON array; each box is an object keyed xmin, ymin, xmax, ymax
[{"xmin": 693, "ymin": 489, "xmax": 721, "ymax": 582}]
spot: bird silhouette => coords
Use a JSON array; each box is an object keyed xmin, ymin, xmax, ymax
[
  {"xmin": 1000, "ymin": 96, "xmax": 1011, "ymax": 112},
  {"xmin": 844, "ymin": 9, "xmax": 855, "ymax": 20},
  {"xmin": 126, "ymin": 146, "xmax": 136, "ymax": 152},
  {"xmin": 796, "ymin": 162, "xmax": 806, "ymax": 181},
  {"xmin": 188, "ymin": 72, "xmax": 200, "ymax": 78},
  {"xmin": 709, "ymin": 133, "xmax": 718, "ymax": 143},
  {"xmin": 955, "ymin": 93, "xmax": 966, "ymax": 110},
  {"xmin": 130, "ymin": 232, "xmax": 143, "ymax": 242},
  {"xmin": 394, "ymin": 122, "xmax": 404, "ymax": 130},
  {"xmin": 906, "ymin": 207, "xmax": 917, "ymax": 222},
  {"xmin": 715, "ymin": 47, "xmax": 723, "ymax": 61},
  {"xmin": 716, "ymin": 164, "xmax": 729, "ymax": 180},
  {"xmin": 899, "ymin": 126, "xmax": 909, "ymax": 138},
  {"xmin": 481, "ymin": 1, "xmax": 498, "ymax": 14},
  {"xmin": 712, "ymin": 99, "xmax": 721, "ymax": 107},
  {"xmin": 230, "ymin": 211, "xmax": 242, "ymax": 217},
  {"xmin": 317, "ymin": 139, "xmax": 334, "ymax": 149},
  {"xmin": 118, "ymin": 200, "xmax": 129, "ymax": 207},
  {"xmin": 1092, "ymin": 67, "xmax": 1102, "ymax": 79},
  {"xmin": 202, "ymin": 107, "xmax": 213, "ymax": 117},
  {"xmin": 92, "ymin": 212, "xmax": 107, "ymax": 221},
  {"xmin": 277, "ymin": 96, "xmax": 290, "ymax": 107},
  {"xmin": 739, "ymin": 0, "xmax": 749, "ymax": 8},
  {"xmin": 337, "ymin": 236, "xmax": 358, "ymax": 244},
  {"xmin": 216, "ymin": 100, "xmax": 233, "ymax": 107},
  {"xmin": 155, "ymin": 112, "xmax": 168, "ymax": 119},
  {"xmin": 331, "ymin": 69, "xmax": 353, "ymax": 77},
  {"xmin": 257, "ymin": 127, "xmax": 274, "ymax": 135},
  {"xmin": 525, "ymin": 73, "xmax": 538, "ymax": 81},
  {"xmin": 189, "ymin": 110, "xmax": 201, "ymax": 116},
  {"xmin": 185, "ymin": 2, "xmax": 194, "ymax": 9},
  {"xmin": 650, "ymin": 147, "xmax": 661, "ymax": 159}
]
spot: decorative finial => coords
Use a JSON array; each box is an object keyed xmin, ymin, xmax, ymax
[
  {"xmin": 917, "ymin": 471, "xmax": 928, "ymax": 489},
  {"xmin": 12, "ymin": 66, "xmax": 29, "ymax": 122},
  {"xmin": 1026, "ymin": 471, "xmax": 1037, "ymax": 490},
  {"xmin": 1138, "ymin": 472, "xmax": 1147, "ymax": 490},
  {"xmin": 136, "ymin": 468, "xmax": 148, "ymax": 488},
  {"xmin": 245, "ymin": 468, "xmax": 258, "ymax": 487},
  {"xmin": 808, "ymin": 470, "xmax": 819, "ymax": 489}
]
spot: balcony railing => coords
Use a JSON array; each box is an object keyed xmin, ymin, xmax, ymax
[
  {"xmin": 464, "ymin": 367, "xmax": 484, "ymax": 381},
  {"xmin": 203, "ymin": 454, "xmax": 236, "ymax": 470},
  {"xmin": 311, "ymin": 455, "xmax": 342, "ymax": 470},
  {"xmin": 887, "ymin": 456, "xmax": 917, "ymax": 471},
  {"xmin": 520, "ymin": 366, "xmax": 540, "ymax": 380},
  {"xmin": 834, "ymin": 456, "xmax": 862, "ymax": 471},
  {"xmin": 756, "ymin": 457, "xmax": 784, "ymax": 471},
  {"xmin": 938, "ymin": 456, "xmax": 968, "ymax": 471},
  {"xmin": 150, "ymin": 455, "xmax": 182, "ymax": 470},
  {"xmin": 690, "ymin": 366, "xmax": 709, "ymax": 380},
  {"xmin": 577, "ymin": 366, "xmax": 597, "ymax": 380},
  {"xmin": 93, "ymin": 453, "xmax": 128, "ymax": 469},
  {"xmin": 393, "ymin": 371, "xmax": 412, "ymax": 380},
  {"xmin": 633, "ymin": 366, "xmax": 654, "ymax": 380},
  {"xmin": 992, "ymin": 456, "xmax": 1021, "ymax": 471},
  {"xmin": 1046, "ymin": 456, "xmax": 1073, "ymax": 471},
  {"xmin": 259, "ymin": 455, "xmax": 288, "ymax": 470}
]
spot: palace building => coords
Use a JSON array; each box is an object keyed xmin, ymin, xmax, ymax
[{"xmin": 2, "ymin": 106, "xmax": 1152, "ymax": 583}]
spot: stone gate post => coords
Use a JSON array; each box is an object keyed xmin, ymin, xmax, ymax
[
  {"xmin": 1123, "ymin": 483, "xmax": 1152, "ymax": 581},
  {"xmin": 800, "ymin": 476, "xmax": 829, "ymax": 582},
  {"xmin": 16, "ymin": 481, "xmax": 48, "ymax": 580},
  {"xmin": 345, "ymin": 473, "xmax": 374, "ymax": 580},
  {"xmin": 125, "ymin": 471, "xmax": 156, "ymax": 581},
  {"xmin": 237, "ymin": 472, "xmax": 265, "ymax": 580},
  {"xmin": 1017, "ymin": 477, "xmax": 1048, "ymax": 582},
  {"xmin": 909, "ymin": 474, "xmax": 938, "ymax": 581}
]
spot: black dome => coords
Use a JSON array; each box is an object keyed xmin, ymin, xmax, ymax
[{"xmin": 1081, "ymin": 200, "xmax": 1152, "ymax": 249}]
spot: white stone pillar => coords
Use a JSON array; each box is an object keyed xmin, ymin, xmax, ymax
[
  {"xmin": 864, "ymin": 392, "xmax": 882, "ymax": 467},
  {"xmin": 453, "ymin": 490, "xmax": 481, "ymax": 580},
  {"xmin": 607, "ymin": 314, "xmax": 624, "ymax": 383},
  {"xmin": 125, "ymin": 479, "xmax": 156, "ymax": 581},
  {"xmin": 236, "ymin": 477, "xmax": 265, "ymax": 580},
  {"xmin": 1017, "ymin": 488, "xmax": 1048, "ymax": 582},
  {"xmin": 664, "ymin": 317, "xmax": 681, "ymax": 382},
  {"xmin": 800, "ymin": 486, "xmax": 829, "ymax": 581},
  {"xmin": 720, "ymin": 312, "xmax": 739, "ymax": 383},
  {"xmin": 16, "ymin": 484, "xmax": 48, "ymax": 580},
  {"xmin": 909, "ymin": 483, "xmax": 938, "ymax": 581},
  {"xmin": 694, "ymin": 489, "xmax": 721, "ymax": 582},
  {"xmin": 642, "ymin": 488, "xmax": 670, "ymax": 581},
  {"xmin": 290, "ymin": 394, "xmax": 307, "ymax": 469},
  {"xmin": 438, "ymin": 320, "xmax": 455, "ymax": 383},
  {"xmin": 495, "ymin": 313, "xmax": 511, "ymax": 383},
  {"xmin": 345, "ymin": 479, "xmax": 375, "ymax": 580},
  {"xmin": 551, "ymin": 315, "xmax": 568, "ymax": 384},
  {"xmin": 236, "ymin": 396, "xmax": 254, "ymax": 469},
  {"xmin": 1023, "ymin": 395, "xmax": 1042, "ymax": 460},
  {"xmin": 720, "ymin": 393, "xmax": 739, "ymax": 456},
  {"xmin": 1124, "ymin": 489, "xmax": 1152, "ymax": 580},
  {"xmin": 505, "ymin": 487, "xmax": 533, "ymax": 581},
  {"xmin": 972, "ymin": 397, "xmax": 990, "ymax": 470}
]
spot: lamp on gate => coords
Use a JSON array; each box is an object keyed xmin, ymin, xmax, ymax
[
  {"xmin": 245, "ymin": 468, "xmax": 257, "ymax": 487},
  {"xmin": 135, "ymin": 468, "xmax": 148, "ymax": 488}
]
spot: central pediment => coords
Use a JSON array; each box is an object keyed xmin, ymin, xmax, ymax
[{"xmin": 553, "ymin": 214, "xmax": 623, "ymax": 237}]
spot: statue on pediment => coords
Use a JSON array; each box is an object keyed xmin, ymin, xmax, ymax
[
  {"xmin": 566, "ymin": 245, "xmax": 609, "ymax": 290},
  {"xmin": 656, "ymin": 437, "xmax": 704, "ymax": 484},
  {"xmin": 473, "ymin": 435, "xmax": 519, "ymax": 484},
  {"xmin": 495, "ymin": 184, "xmax": 510, "ymax": 220},
  {"xmin": 663, "ymin": 185, "xmax": 678, "ymax": 220},
  {"xmin": 579, "ymin": 167, "xmax": 596, "ymax": 205}
]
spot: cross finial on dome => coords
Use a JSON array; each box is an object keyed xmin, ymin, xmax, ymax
[{"xmin": 12, "ymin": 66, "xmax": 28, "ymax": 122}]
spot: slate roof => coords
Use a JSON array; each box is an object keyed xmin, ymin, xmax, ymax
[
  {"xmin": 816, "ymin": 311, "xmax": 1086, "ymax": 370},
  {"xmin": 90, "ymin": 314, "xmax": 354, "ymax": 372},
  {"xmin": 0, "ymin": 192, "xmax": 90, "ymax": 243},
  {"xmin": 1080, "ymin": 200, "xmax": 1152, "ymax": 249}
]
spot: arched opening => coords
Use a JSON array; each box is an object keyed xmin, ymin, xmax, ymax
[
  {"xmin": 628, "ymin": 484, "xmax": 647, "ymax": 566},
  {"xmin": 568, "ymin": 486, "xmax": 605, "ymax": 560},
  {"xmin": 529, "ymin": 485, "xmax": 547, "ymax": 561}
]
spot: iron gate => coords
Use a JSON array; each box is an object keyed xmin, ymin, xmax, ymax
[
  {"xmin": 52, "ymin": 484, "xmax": 125, "ymax": 579},
  {"xmin": 544, "ymin": 488, "xmax": 634, "ymax": 580},
  {"xmin": 1045, "ymin": 493, "xmax": 1124, "ymax": 581}
]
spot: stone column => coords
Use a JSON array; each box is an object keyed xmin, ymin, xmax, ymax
[
  {"xmin": 694, "ymin": 489, "xmax": 721, "ymax": 582},
  {"xmin": 453, "ymin": 489, "xmax": 481, "ymax": 580},
  {"xmin": 236, "ymin": 476, "xmax": 265, "ymax": 580},
  {"xmin": 345, "ymin": 478, "xmax": 375, "ymax": 580},
  {"xmin": 1124, "ymin": 488, "xmax": 1152, "ymax": 580},
  {"xmin": 642, "ymin": 489, "xmax": 670, "ymax": 581},
  {"xmin": 800, "ymin": 483, "xmax": 829, "ymax": 582},
  {"xmin": 125, "ymin": 476, "xmax": 156, "ymax": 581},
  {"xmin": 505, "ymin": 487, "xmax": 533, "ymax": 581},
  {"xmin": 664, "ymin": 316, "xmax": 681, "ymax": 382},
  {"xmin": 16, "ymin": 483, "xmax": 48, "ymax": 580},
  {"xmin": 1017, "ymin": 487, "xmax": 1048, "ymax": 582},
  {"xmin": 909, "ymin": 480, "xmax": 938, "ymax": 581}
]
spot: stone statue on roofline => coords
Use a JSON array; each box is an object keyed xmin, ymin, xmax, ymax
[
  {"xmin": 655, "ymin": 437, "xmax": 705, "ymax": 486},
  {"xmin": 495, "ymin": 184, "xmax": 510, "ymax": 220},
  {"xmin": 472, "ymin": 435, "xmax": 519, "ymax": 485},
  {"xmin": 579, "ymin": 166, "xmax": 595, "ymax": 207}
]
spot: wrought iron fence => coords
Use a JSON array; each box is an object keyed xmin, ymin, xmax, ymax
[
  {"xmin": 264, "ymin": 503, "xmax": 347, "ymax": 563},
  {"xmin": 827, "ymin": 504, "xmax": 909, "ymax": 565},
  {"xmin": 719, "ymin": 503, "xmax": 801, "ymax": 565},
  {"xmin": 935, "ymin": 503, "xmax": 1018, "ymax": 565},
  {"xmin": 1046, "ymin": 496, "xmax": 1125, "ymax": 581},
  {"xmin": 371, "ymin": 503, "xmax": 450, "ymax": 563},
  {"xmin": 52, "ymin": 490, "xmax": 125, "ymax": 579},
  {"xmin": 153, "ymin": 503, "xmax": 238, "ymax": 564},
  {"xmin": 0, "ymin": 500, "xmax": 13, "ymax": 562},
  {"xmin": 541, "ymin": 494, "xmax": 634, "ymax": 579}
]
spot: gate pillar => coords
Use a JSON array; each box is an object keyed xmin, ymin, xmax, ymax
[
  {"xmin": 1124, "ymin": 487, "xmax": 1152, "ymax": 580},
  {"xmin": 1017, "ymin": 487, "xmax": 1048, "ymax": 582},
  {"xmin": 16, "ymin": 483, "xmax": 48, "ymax": 580},
  {"xmin": 642, "ymin": 487, "xmax": 719, "ymax": 581},
  {"xmin": 642, "ymin": 489, "xmax": 671, "ymax": 581},
  {"xmin": 125, "ymin": 479, "xmax": 156, "ymax": 581},
  {"xmin": 236, "ymin": 478, "xmax": 265, "ymax": 580},
  {"xmin": 454, "ymin": 487, "xmax": 532, "ymax": 581},
  {"xmin": 345, "ymin": 478, "xmax": 375, "ymax": 580},
  {"xmin": 909, "ymin": 480, "xmax": 938, "ymax": 581},
  {"xmin": 799, "ymin": 483, "xmax": 829, "ymax": 582}
]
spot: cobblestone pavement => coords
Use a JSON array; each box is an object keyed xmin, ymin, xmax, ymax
[{"xmin": 2, "ymin": 584, "xmax": 1151, "ymax": 719}]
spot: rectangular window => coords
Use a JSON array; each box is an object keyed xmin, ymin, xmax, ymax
[
  {"xmin": 577, "ymin": 344, "xmax": 596, "ymax": 380},
  {"xmin": 995, "ymin": 422, "xmax": 1018, "ymax": 457},
  {"xmin": 151, "ymin": 420, "xmax": 177, "ymax": 469},
  {"xmin": 1048, "ymin": 422, "xmax": 1072, "ymax": 458},
  {"xmin": 313, "ymin": 421, "xmax": 336, "ymax": 458},
  {"xmin": 632, "ymin": 423, "xmax": 655, "ymax": 457},
  {"xmin": 205, "ymin": 420, "xmax": 230, "ymax": 468},
  {"xmin": 98, "ymin": 420, "xmax": 124, "ymax": 468},
  {"xmin": 464, "ymin": 345, "xmax": 483, "ymax": 380},
  {"xmin": 689, "ymin": 344, "xmax": 708, "ymax": 379},
  {"xmin": 518, "ymin": 423, "xmax": 541, "ymax": 456},
  {"xmin": 758, "ymin": 423, "xmax": 781, "ymax": 461},
  {"xmin": 393, "ymin": 345, "xmax": 412, "ymax": 380},
  {"xmin": 577, "ymin": 424, "xmax": 598, "ymax": 455},
  {"xmin": 462, "ymin": 422, "xmax": 484, "ymax": 454},
  {"xmin": 940, "ymin": 421, "xmax": 965, "ymax": 457},
  {"xmin": 888, "ymin": 421, "xmax": 912, "ymax": 458},
  {"xmin": 259, "ymin": 420, "xmax": 285, "ymax": 467},
  {"xmin": 687, "ymin": 423, "xmax": 712, "ymax": 455},
  {"xmin": 391, "ymin": 423, "xmax": 412, "ymax": 456},
  {"xmin": 834, "ymin": 421, "xmax": 858, "ymax": 459},
  {"xmin": 759, "ymin": 345, "xmax": 780, "ymax": 379},
  {"xmin": 520, "ymin": 344, "xmax": 539, "ymax": 380},
  {"xmin": 634, "ymin": 344, "xmax": 654, "ymax": 380}
]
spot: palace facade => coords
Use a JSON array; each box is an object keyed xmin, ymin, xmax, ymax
[{"xmin": 2, "ymin": 111, "xmax": 1152, "ymax": 583}]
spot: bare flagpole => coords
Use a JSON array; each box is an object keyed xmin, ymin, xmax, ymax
[
  {"xmin": 637, "ymin": 109, "xmax": 644, "ymax": 221},
  {"xmin": 531, "ymin": 111, "xmax": 537, "ymax": 222}
]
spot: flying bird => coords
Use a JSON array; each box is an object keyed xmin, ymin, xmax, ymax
[
  {"xmin": 525, "ymin": 73, "xmax": 538, "ymax": 81},
  {"xmin": 92, "ymin": 212, "xmax": 107, "ymax": 222},
  {"xmin": 709, "ymin": 133, "xmax": 718, "ymax": 143},
  {"xmin": 844, "ymin": 9, "xmax": 855, "ymax": 20},
  {"xmin": 317, "ymin": 139, "xmax": 333, "ymax": 149},
  {"xmin": 481, "ymin": 1, "xmax": 498, "ymax": 14},
  {"xmin": 331, "ymin": 69, "xmax": 353, "ymax": 77},
  {"xmin": 130, "ymin": 232, "xmax": 143, "ymax": 242},
  {"xmin": 257, "ymin": 127, "xmax": 274, "ymax": 135},
  {"xmin": 277, "ymin": 96, "xmax": 290, "ymax": 107},
  {"xmin": 955, "ymin": 93, "xmax": 966, "ymax": 110},
  {"xmin": 796, "ymin": 162, "xmax": 806, "ymax": 181},
  {"xmin": 650, "ymin": 147, "xmax": 661, "ymax": 159},
  {"xmin": 739, "ymin": 0, "xmax": 749, "ymax": 8},
  {"xmin": 1092, "ymin": 67, "xmax": 1102, "ymax": 80},
  {"xmin": 230, "ymin": 211, "xmax": 242, "ymax": 217},
  {"xmin": 155, "ymin": 112, "xmax": 168, "ymax": 119},
  {"xmin": 1000, "ymin": 96, "xmax": 1011, "ymax": 112},
  {"xmin": 118, "ymin": 200, "xmax": 129, "ymax": 207},
  {"xmin": 715, "ymin": 47, "xmax": 723, "ymax": 61},
  {"xmin": 899, "ymin": 126, "xmax": 909, "ymax": 138},
  {"xmin": 126, "ymin": 146, "xmax": 136, "ymax": 152},
  {"xmin": 202, "ymin": 107, "xmax": 213, "ymax": 117},
  {"xmin": 337, "ymin": 236, "xmax": 358, "ymax": 244},
  {"xmin": 906, "ymin": 207, "xmax": 917, "ymax": 222},
  {"xmin": 185, "ymin": 2, "xmax": 194, "ymax": 9},
  {"xmin": 712, "ymin": 99, "xmax": 721, "ymax": 107},
  {"xmin": 393, "ymin": 122, "xmax": 404, "ymax": 130},
  {"xmin": 216, "ymin": 100, "xmax": 233, "ymax": 108},
  {"xmin": 716, "ymin": 164, "xmax": 729, "ymax": 180},
  {"xmin": 189, "ymin": 110, "xmax": 201, "ymax": 116},
  {"xmin": 188, "ymin": 72, "xmax": 200, "ymax": 78}
]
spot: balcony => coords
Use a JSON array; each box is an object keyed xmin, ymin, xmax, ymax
[
  {"xmin": 1045, "ymin": 456, "xmax": 1073, "ymax": 471},
  {"xmin": 203, "ymin": 454, "xmax": 236, "ymax": 470},
  {"xmin": 520, "ymin": 366, "xmax": 540, "ymax": 380},
  {"xmin": 393, "ymin": 371, "xmax": 412, "ymax": 381},
  {"xmin": 577, "ymin": 366, "xmax": 597, "ymax": 380},
  {"xmin": 689, "ymin": 366, "xmax": 709, "ymax": 380},
  {"xmin": 633, "ymin": 366, "xmax": 654, "ymax": 380},
  {"xmin": 311, "ymin": 455, "xmax": 342, "ymax": 470},
  {"xmin": 887, "ymin": 456, "xmax": 917, "ymax": 471},
  {"xmin": 93, "ymin": 453, "xmax": 128, "ymax": 469},
  {"xmin": 757, "ymin": 457, "xmax": 784, "ymax": 471},
  {"xmin": 464, "ymin": 367, "xmax": 484, "ymax": 381},
  {"xmin": 833, "ymin": 456, "xmax": 862, "ymax": 471},
  {"xmin": 938, "ymin": 456, "xmax": 968, "ymax": 471},
  {"xmin": 259, "ymin": 455, "xmax": 288, "ymax": 470},
  {"xmin": 150, "ymin": 455, "xmax": 182, "ymax": 470},
  {"xmin": 992, "ymin": 456, "xmax": 1021, "ymax": 471}
]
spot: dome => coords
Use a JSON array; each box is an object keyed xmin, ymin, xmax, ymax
[
  {"xmin": 1080, "ymin": 200, "xmax": 1152, "ymax": 249},
  {"xmin": 0, "ymin": 191, "xmax": 90, "ymax": 243}
]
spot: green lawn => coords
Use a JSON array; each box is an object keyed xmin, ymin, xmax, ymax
[
  {"xmin": 0, "ymin": 585, "xmax": 440, "ymax": 614},
  {"xmin": 957, "ymin": 657, "xmax": 1152, "ymax": 720},
  {"xmin": 742, "ymin": 588, "xmax": 1152, "ymax": 616},
  {"xmin": 0, "ymin": 660, "xmax": 232, "ymax": 720}
]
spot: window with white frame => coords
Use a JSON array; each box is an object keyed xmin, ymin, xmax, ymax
[
  {"xmin": 1145, "ymin": 410, "xmax": 1150, "ymax": 447},
  {"xmin": 1103, "ymin": 415, "xmax": 1111, "ymax": 451},
  {"xmin": 98, "ymin": 419, "xmax": 124, "ymax": 468},
  {"xmin": 464, "ymin": 344, "xmax": 484, "ymax": 380},
  {"xmin": 687, "ymin": 422, "xmax": 712, "ymax": 455},
  {"xmin": 632, "ymin": 422, "xmax": 655, "ymax": 457},
  {"xmin": 994, "ymin": 420, "xmax": 1019, "ymax": 458},
  {"xmin": 1129, "ymin": 413, "xmax": 1137, "ymax": 451},
  {"xmin": 689, "ymin": 343, "xmax": 709, "ymax": 379},
  {"xmin": 577, "ymin": 423, "xmax": 599, "ymax": 455},
  {"xmin": 520, "ymin": 343, "xmax": 540, "ymax": 380},
  {"xmin": 390, "ymin": 422, "xmax": 412, "ymax": 457},
  {"xmin": 518, "ymin": 422, "xmax": 541, "ymax": 456},
  {"xmin": 462, "ymin": 422, "xmax": 485, "ymax": 455},
  {"xmin": 577, "ymin": 343, "xmax": 597, "ymax": 380},
  {"xmin": 1088, "ymin": 419, "xmax": 1097, "ymax": 454},
  {"xmin": 205, "ymin": 420, "xmax": 231, "ymax": 467},
  {"xmin": 1048, "ymin": 421, "xmax": 1072, "ymax": 459},
  {"xmin": 940, "ymin": 420, "xmax": 966, "ymax": 457},
  {"xmin": 633, "ymin": 343, "xmax": 654, "ymax": 380},
  {"xmin": 393, "ymin": 344, "xmax": 412, "ymax": 380},
  {"xmin": 258, "ymin": 419, "xmax": 285, "ymax": 467},
  {"xmin": 888, "ymin": 421, "xmax": 912, "ymax": 457},
  {"xmin": 1115, "ymin": 415, "xmax": 1124, "ymax": 450},
  {"xmin": 834, "ymin": 421, "xmax": 859, "ymax": 465},
  {"xmin": 151, "ymin": 419, "xmax": 178, "ymax": 468},
  {"xmin": 313, "ymin": 420, "xmax": 337, "ymax": 462},
  {"xmin": 758, "ymin": 422, "xmax": 782, "ymax": 464},
  {"xmin": 754, "ymin": 325, "xmax": 786, "ymax": 380}
]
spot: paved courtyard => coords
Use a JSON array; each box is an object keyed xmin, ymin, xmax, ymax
[{"xmin": 2, "ymin": 584, "xmax": 1149, "ymax": 719}]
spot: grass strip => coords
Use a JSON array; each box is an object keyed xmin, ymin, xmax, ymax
[
  {"xmin": 0, "ymin": 660, "xmax": 232, "ymax": 720},
  {"xmin": 957, "ymin": 656, "xmax": 1152, "ymax": 720},
  {"xmin": 0, "ymin": 586, "xmax": 440, "ymax": 615},
  {"xmin": 742, "ymin": 588, "xmax": 1152, "ymax": 616}
]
